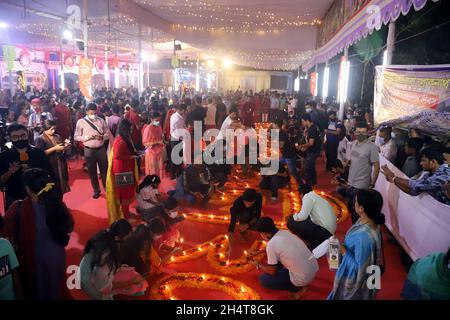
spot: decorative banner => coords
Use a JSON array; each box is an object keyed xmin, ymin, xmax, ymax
[
  {"xmin": 374, "ymin": 65, "xmax": 450, "ymax": 136},
  {"xmin": 79, "ymin": 58, "xmax": 92, "ymax": 100},
  {"xmin": 18, "ymin": 48, "xmax": 31, "ymax": 68},
  {"xmin": 16, "ymin": 70, "xmax": 25, "ymax": 90},
  {"xmin": 64, "ymin": 55, "xmax": 75, "ymax": 68},
  {"xmin": 2, "ymin": 45, "xmax": 16, "ymax": 71},
  {"xmin": 337, "ymin": 55, "xmax": 347, "ymax": 103},
  {"xmin": 309, "ymin": 72, "xmax": 317, "ymax": 96},
  {"xmin": 95, "ymin": 58, "xmax": 105, "ymax": 73},
  {"xmin": 171, "ymin": 55, "xmax": 180, "ymax": 68}
]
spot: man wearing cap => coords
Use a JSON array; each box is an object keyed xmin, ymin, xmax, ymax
[{"xmin": 74, "ymin": 103, "xmax": 110, "ymax": 199}]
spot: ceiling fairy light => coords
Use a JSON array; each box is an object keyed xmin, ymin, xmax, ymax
[
  {"xmin": 150, "ymin": 53, "xmax": 158, "ymax": 62},
  {"xmin": 62, "ymin": 29, "xmax": 73, "ymax": 40},
  {"xmin": 222, "ymin": 59, "xmax": 232, "ymax": 69}
]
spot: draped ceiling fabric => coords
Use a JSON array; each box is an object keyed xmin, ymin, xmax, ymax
[
  {"xmin": 0, "ymin": 0, "xmax": 333, "ymax": 71},
  {"xmin": 302, "ymin": 0, "xmax": 441, "ymax": 71}
]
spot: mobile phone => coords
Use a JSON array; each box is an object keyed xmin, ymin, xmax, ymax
[{"xmin": 336, "ymin": 176, "xmax": 347, "ymax": 184}]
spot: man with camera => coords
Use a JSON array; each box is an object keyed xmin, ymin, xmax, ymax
[{"xmin": 0, "ymin": 123, "xmax": 54, "ymax": 210}]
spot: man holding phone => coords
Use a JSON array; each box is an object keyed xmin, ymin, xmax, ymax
[{"xmin": 74, "ymin": 103, "xmax": 111, "ymax": 199}]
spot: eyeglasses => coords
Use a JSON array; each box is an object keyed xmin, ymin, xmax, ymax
[{"xmin": 10, "ymin": 133, "xmax": 28, "ymax": 141}]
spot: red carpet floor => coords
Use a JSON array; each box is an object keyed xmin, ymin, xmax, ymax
[{"xmin": 2, "ymin": 157, "xmax": 407, "ymax": 300}]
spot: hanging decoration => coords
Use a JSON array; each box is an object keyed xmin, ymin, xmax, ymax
[
  {"xmin": 2, "ymin": 45, "xmax": 16, "ymax": 71},
  {"xmin": 309, "ymin": 72, "xmax": 318, "ymax": 97},
  {"xmin": 95, "ymin": 59, "xmax": 105, "ymax": 73},
  {"xmin": 150, "ymin": 273, "xmax": 260, "ymax": 300},
  {"xmin": 64, "ymin": 55, "xmax": 75, "ymax": 68},
  {"xmin": 18, "ymin": 48, "xmax": 31, "ymax": 68}
]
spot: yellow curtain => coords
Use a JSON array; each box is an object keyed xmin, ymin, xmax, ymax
[{"xmin": 106, "ymin": 145, "xmax": 139, "ymax": 225}]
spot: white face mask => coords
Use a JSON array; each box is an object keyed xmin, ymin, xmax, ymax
[
  {"xmin": 153, "ymin": 234, "xmax": 163, "ymax": 240},
  {"xmin": 88, "ymin": 114, "xmax": 96, "ymax": 120},
  {"xmin": 169, "ymin": 210, "xmax": 178, "ymax": 218},
  {"xmin": 391, "ymin": 132, "xmax": 396, "ymax": 139},
  {"xmin": 306, "ymin": 108, "xmax": 312, "ymax": 113},
  {"xmin": 152, "ymin": 120, "xmax": 160, "ymax": 126}
]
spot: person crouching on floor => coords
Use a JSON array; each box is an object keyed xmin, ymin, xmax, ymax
[{"xmin": 252, "ymin": 217, "xmax": 319, "ymax": 300}]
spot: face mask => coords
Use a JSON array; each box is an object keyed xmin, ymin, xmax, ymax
[
  {"xmin": 24, "ymin": 109, "xmax": 30, "ymax": 115},
  {"xmin": 88, "ymin": 114, "xmax": 96, "ymax": 120},
  {"xmin": 378, "ymin": 137, "xmax": 385, "ymax": 145},
  {"xmin": 12, "ymin": 139, "xmax": 28, "ymax": 149},
  {"xmin": 356, "ymin": 134, "xmax": 367, "ymax": 142},
  {"xmin": 391, "ymin": 132, "xmax": 396, "ymax": 139},
  {"xmin": 169, "ymin": 211, "xmax": 178, "ymax": 218},
  {"xmin": 153, "ymin": 234, "xmax": 163, "ymax": 241},
  {"xmin": 347, "ymin": 114, "xmax": 353, "ymax": 119},
  {"xmin": 152, "ymin": 120, "xmax": 160, "ymax": 126},
  {"xmin": 306, "ymin": 108, "xmax": 312, "ymax": 113}
]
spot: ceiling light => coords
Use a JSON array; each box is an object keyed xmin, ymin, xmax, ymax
[
  {"xmin": 150, "ymin": 53, "xmax": 158, "ymax": 62},
  {"xmin": 207, "ymin": 60, "xmax": 215, "ymax": 68},
  {"xmin": 62, "ymin": 29, "xmax": 73, "ymax": 40},
  {"xmin": 140, "ymin": 52, "xmax": 149, "ymax": 61},
  {"xmin": 0, "ymin": 22, "xmax": 9, "ymax": 29},
  {"xmin": 223, "ymin": 59, "xmax": 232, "ymax": 69}
]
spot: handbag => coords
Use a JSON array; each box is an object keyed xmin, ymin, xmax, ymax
[{"xmin": 115, "ymin": 172, "xmax": 135, "ymax": 187}]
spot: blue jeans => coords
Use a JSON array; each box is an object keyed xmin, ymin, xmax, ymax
[
  {"xmin": 169, "ymin": 174, "xmax": 196, "ymax": 204},
  {"xmin": 304, "ymin": 152, "xmax": 319, "ymax": 186},
  {"xmin": 280, "ymin": 157, "xmax": 304, "ymax": 186},
  {"xmin": 259, "ymin": 268, "xmax": 301, "ymax": 292}
]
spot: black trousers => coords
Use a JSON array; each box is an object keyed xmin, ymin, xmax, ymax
[
  {"xmin": 325, "ymin": 139, "xmax": 339, "ymax": 171},
  {"xmin": 169, "ymin": 140, "xmax": 183, "ymax": 179},
  {"xmin": 260, "ymin": 175, "xmax": 289, "ymax": 198},
  {"xmin": 84, "ymin": 146, "xmax": 108, "ymax": 194},
  {"xmin": 287, "ymin": 216, "xmax": 332, "ymax": 250},
  {"xmin": 347, "ymin": 186, "xmax": 360, "ymax": 224}
]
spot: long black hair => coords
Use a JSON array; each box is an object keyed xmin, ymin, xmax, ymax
[
  {"xmin": 22, "ymin": 168, "xmax": 74, "ymax": 246},
  {"xmin": 83, "ymin": 219, "xmax": 132, "ymax": 274},
  {"xmin": 355, "ymin": 189, "xmax": 385, "ymax": 225},
  {"xmin": 137, "ymin": 175, "xmax": 161, "ymax": 193},
  {"xmin": 118, "ymin": 119, "xmax": 137, "ymax": 155}
]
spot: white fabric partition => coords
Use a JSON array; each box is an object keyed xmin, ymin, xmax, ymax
[{"xmin": 375, "ymin": 156, "xmax": 450, "ymax": 261}]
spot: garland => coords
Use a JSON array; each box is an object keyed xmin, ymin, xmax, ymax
[{"xmin": 150, "ymin": 273, "xmax": 260, "ymax": 300}]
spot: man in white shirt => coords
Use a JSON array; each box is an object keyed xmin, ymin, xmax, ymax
[
  {"xmin": 216, "ymin": 105, "xmax": 244, "ymax": 141},
  {"xmin": 169, "ymin": 103, "xmax": 188, "ymax": 179},
  {"xmin": 252, "ymin": 217, "xmax": 319, "ymax": 300},
  {"xmin": 377, "ymin": 126, "xmax": 397, "ymax": 164},
  {"xmin": 287, "ymin": 184, "xmax": 337, "ymax": 249}
]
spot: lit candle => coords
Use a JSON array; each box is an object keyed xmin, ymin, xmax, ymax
[
  {"xmin": 233, "ymin": 189, "xmax": 237, "ymax": 194},
  {"xmin": 241, "ymin": 286, "xmax": 245, "ymax": 292},
  {"xmin": 201, "ymin": 274, "xmax": 206, "ymax": 281},
  {"xmin": 219, "ymin": 253, "xmax": 224, "ymax": 258},
  {"xmin": 224, "ymin": 235, "xmax": 229, "ymax": 240},
  {"xmin": 209, "ymin": 214, "xmax": 214, "ymax": 219},
  {"xmin": 171, "ymin": 256, "xmax": 175, "ymax": 261},
  {"xmin": 198, "ymin": 214, "xmax": 203, "ymax": 218},
  {"xmin": 226, "ymin": 260, "xmax": 230, "ymax": 266},
  {"xmin": 180, "ymin": 238, "xmax": 184, "ymax": 244},
  {"xmin": 182, "ymin": 251, "xmax": 186, "ymax": 256},
  {"xmin": 244, "ymin": 250, "xmax": 248, "ymax": 255},
  {"xmin": 209, "ymin": 242, "xmax": 214, "ymax": 246}
]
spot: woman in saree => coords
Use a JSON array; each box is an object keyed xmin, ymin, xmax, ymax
[
  {"xmin": 1, "ymin": 168, "xmax": 74, "ymax": 299},
  {"xmin": 106, "ymin": 119, "xmax": 139, "ymax": 223},
  {"xmin": 34, "ymin": 120, "xmax": 71, "ymax": 194},
  {"xmin": 142, "ymin": 111, "xmax": 166, "ymax": 179},
  {"xmin": 328, "ymin": 189, "xmax": 385, "ymax": 300}
]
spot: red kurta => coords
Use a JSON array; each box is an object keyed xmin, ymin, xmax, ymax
[
  {"xmin": 124, "ymin": 109, "xmax": 141, "ymax": 147},
  {"xmin": 54, "ymin": 104, "xmax": 72, "ymax": 141},
  {"xmin": 112, "ymin": 136, "xmax": 136, "ymax": 201}
]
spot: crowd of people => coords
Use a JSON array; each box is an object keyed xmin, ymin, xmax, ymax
[{"xmin": 0, "ymin": 84, "xmax": 449, "ymax": 300}]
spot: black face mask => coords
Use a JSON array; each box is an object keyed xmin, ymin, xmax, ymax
[{"xmin": 12, "ymin": 139, "xmax": 29, "ymax": 149}]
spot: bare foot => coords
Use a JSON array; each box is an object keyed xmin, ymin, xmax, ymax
[{"xmin": 288, "ymin": 287, "xmax": 308, "ymax": 300}]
